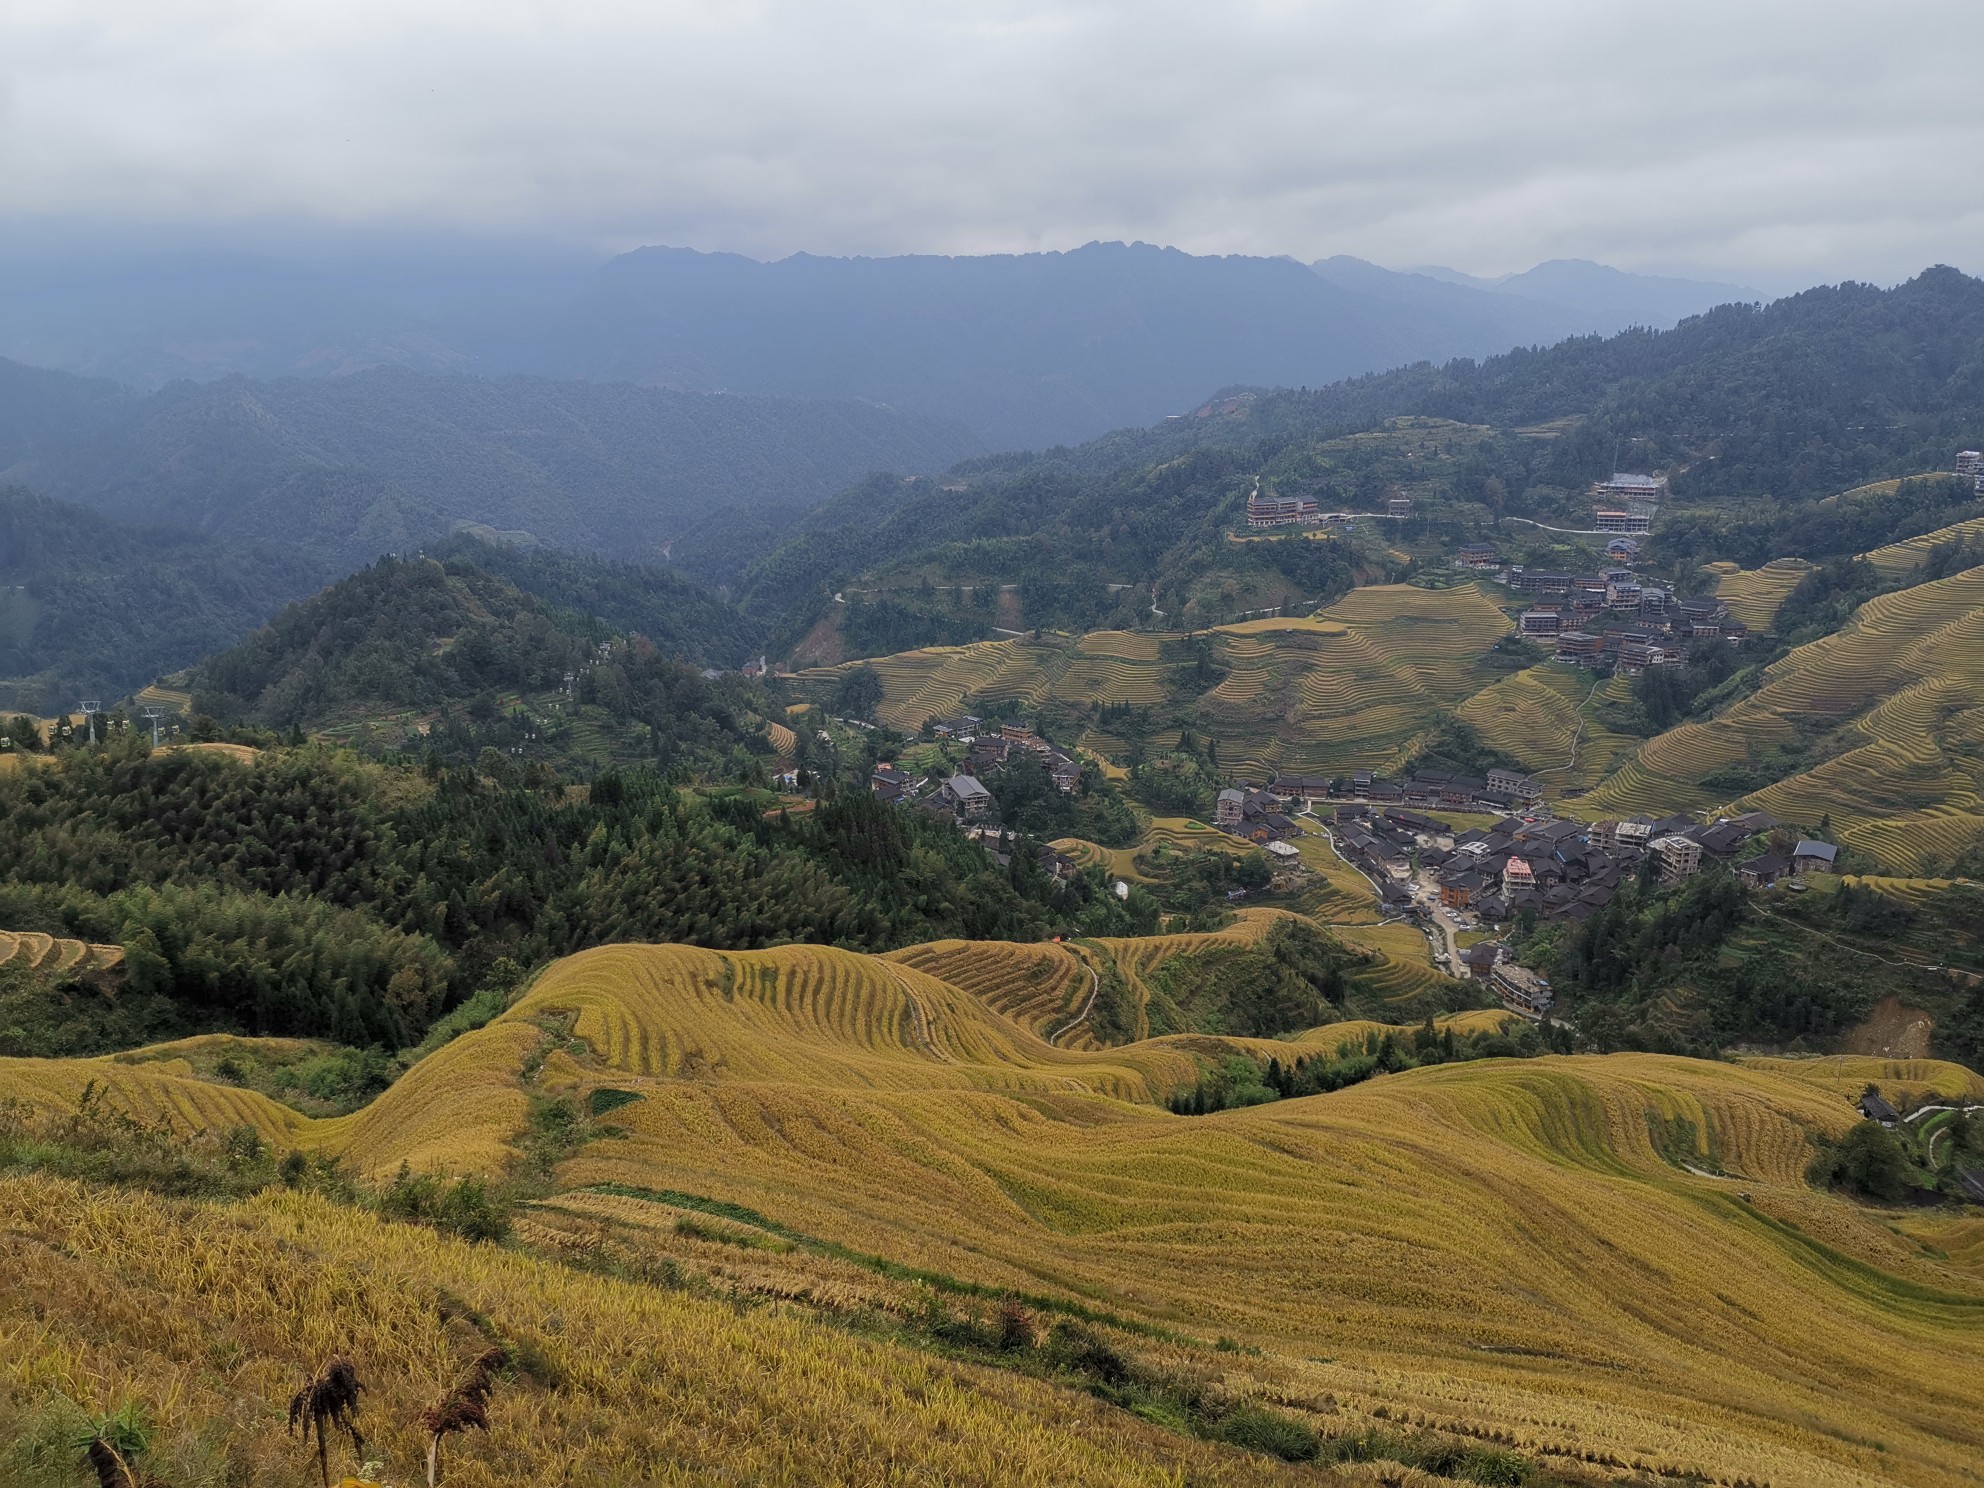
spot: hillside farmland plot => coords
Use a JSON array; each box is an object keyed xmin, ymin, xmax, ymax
[
  {"xmin": 1202, "ymin": 584, "xmax": 1513, "ymax": 780},
  {"xmin": 0, "ymin": 929, "xmax": 124, "ymax": 976},
  {"xmin": 1708, "ymin": 557, "xmax": 1813, "ymax": 630},
  {"xmin": 0, "ymin": 1171, "xmax": 1315, "ymax": 1488},
  {"xmin": 798, "ymin": 582, "xmax": 1514, "ymax": 779},
  {"xmin": 1585, "ymin": 562, "xmax": 1984, "ymax": 869},
  {"xmin": 1864, "ymin": 514, "xmax": 1984, "ymax": 577},
  {"xmin": 1456, "ymin": 666, "xmax": 1638, "ymax": 795}
]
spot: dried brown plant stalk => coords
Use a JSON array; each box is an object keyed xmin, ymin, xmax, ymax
[
  {"xmin": 288, "ymin": 1356, "xmax": 366, "ymax": 1488},
  {"xmin": 418, "ymin": 1346, "xmax": 509, "ymax": 1487}
]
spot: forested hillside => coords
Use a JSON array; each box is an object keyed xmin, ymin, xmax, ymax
[
  {"xmin": 751, "ymin": 268, "xmax": 1984, "ymax": 652},
  {"xmin": 192, "ymin": 547, "xmax": 756, "ymax": 746},
  {"xmin": 0, "ymin": 743, "xmax": 1150, "ymax": 1058},
  {"xmin": 0, "ymin": 357, "xmax": 982, "ymax": 579},
  {"xmin": 0, "ymin": 488, "xmax": 317, "ymax": 710}
]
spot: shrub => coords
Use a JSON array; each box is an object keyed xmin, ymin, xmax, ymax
[
  {"xmin": 1809, "ymin": 1121, "xmax": 1909, "ymax": 1203},
  {"xmin": 995, "ymin": 1297, "xmax": 1038, "ymax": 1351},
  {"xmin": 377, "ymin": 1165, "xmax": 513, "ymax": 1243},
  {"xmin": 1043, "ymin": 1321, "xmax": 1131, "ymax": 1386},
  {"xmin": 1211, "ymin": 1404, "xmax": 1320, "ymax": 1462}
]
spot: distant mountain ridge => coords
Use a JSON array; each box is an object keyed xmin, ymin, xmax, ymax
[
  {"xmin": 0, "ymin": 239, "xmax": 1765, "ymax": 450},
  {"xmin": 1403, "ymin": 258, "xmax": 1761, "ymax": 328},
  {"xmin": 0, "ymin": 357, "xmax": 983, "ymax": 579}
]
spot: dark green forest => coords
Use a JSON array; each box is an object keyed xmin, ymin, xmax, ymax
[
  {"xmin": 1528, "ymin": 870, "xmax": 1984, "ymax": 1065},
  {"xmin": 0, "ymin": 489, "xmax": 318, "ymax": 710},
  {"xmin": 0, "ymin": 742, "xmax": 1155, "ymax": 1057},
  {"xmin": 192, "ymin": 550, "xmax": 758, "ymax": 775},
  {"xmin": 0, "ymin": 357, "xmax": 981, "ymax": 580}
]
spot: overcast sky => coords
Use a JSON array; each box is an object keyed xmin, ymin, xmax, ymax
[{"xmin": 5, "ymin": 0, "xmax": 1980, "ymax": 286}]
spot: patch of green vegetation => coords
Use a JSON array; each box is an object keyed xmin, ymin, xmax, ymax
[
  {"xmin": 1647, "ymin": 1111, "xmax": 1719, "ymax": 1173},
  {"xmin": 1076, "ymin": 949, "xmax": 1141, "ymax": 1046},
  {"xmin": 984, "ymin": 751, "xmax": 1142, "ymax": 848},
  {"xmin": 1168, "ymin": 1018, "xmax": 1567, "ymax": 1115},
  {"xmin": 672, "ymin": 1214, "xmax": 794, "ymax": 1252},
  {"xmin": 1405, "ymin": 718, "xmax": 1525, "ymax": 779},
  {"xmin": 1532, "ymin": 869, "xmax": 1984, "ymax": 1065},
  {"xmin": 1144, "ymin": 919, "xmax": 1355, "ymax": 1038},
  {"xmin": 1138, "ymin": 847, "xmax": 1270, "ymax": 922},
  {"xmin": 0, "ymin": 960, "xmax": 195, "ymax": 1060},
  {"xmin": 585, "ymin": 1086, "xmax": 643, "ymax": 1118}
]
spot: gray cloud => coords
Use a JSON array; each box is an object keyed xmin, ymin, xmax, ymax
[{"xmin": 3, "ymin": 0, "xmax": 1980, "ymax": 284}]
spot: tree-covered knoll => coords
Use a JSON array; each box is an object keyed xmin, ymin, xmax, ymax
[
  {"xmin": 0, "ymin": 742, "xmax": 1154, "ymax": 1057},
  {"xmin": 1143, "ymin": 919, "xmax": 1358, "ymax": 1039},
  {"xmin": 0, "ymin": 488, "xmax": 761, "ymax": 716},
  {"xmin": 984, "ymin": 753, "xmax": 1143, "ymax": 849},
  {"xmin": 191, "ymin": 550, "xmax": 764, "ymax": 777},
  {"xmin": 421, "ymin": 532, "xmax": 766, "ymax": 667}
]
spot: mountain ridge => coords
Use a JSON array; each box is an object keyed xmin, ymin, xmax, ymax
[{"xmin": 0, "ymin": 238, "xmax": 1766, "ymax": 450}]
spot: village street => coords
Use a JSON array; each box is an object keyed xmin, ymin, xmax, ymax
[
  {"xmin": 1302, "ymin": 811, "xmax": 1469, "ymax": 973},
  {"xmin": 1410, "ymin": 864, "xmax": 1468, "ymax": 969}
]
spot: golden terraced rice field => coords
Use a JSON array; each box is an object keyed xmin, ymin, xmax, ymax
[
  {"xmin": 795, "ymin": 635, "xmax": 1177, "ymax": 732},
  {"xmin": 1708, "ymin": 557, "xmax": 1813, "ymax": 630},
  {"xmin": 1584, "ymin": 560, "xmax": 1984, "ymax": 867},
  {"xmin": 798, "ymin": 583, "xmax": 1514, "ymax": 779},
  {"xmin": 5, "ymin": 934, "xmax": 1984, "ymax": 1485},
  {"xmin": 1456, "ymin": 667, "xmax": 1639, "ymax": 796},
  {"xmin": 0, "ymin": 1174, "xmax": 1319, "ymax": 1488},
  {"xmin": 1864, "ymin": 514, "xmax": 1984, "ymax": 577},
  {"xmin": 0, "ymin": 929, "xmax": 124, "ymax": 976}
]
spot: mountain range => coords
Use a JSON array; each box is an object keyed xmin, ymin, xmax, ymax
[
  {"xmin": 0, "ymin": 240, "xmax": 1759, "ymax": 450},
  {"xmin": 4, "ymin": 266, "xmax": 1979, "ymax": 711},
  {"xmin": 0, "ymin": 357, "xmax": 981, "ymax": 578},
  {"xmin": 6, "ymin": 238, "xmax": 1984, "ymax": 1488}
]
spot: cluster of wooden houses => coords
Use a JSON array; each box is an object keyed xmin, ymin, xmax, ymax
[
  {"xmin": 1318, "ymin": 799, "xmax": 1829, "ymax": 930},
  {"xmin": 1511, "ymin": 583, "xmax": 1743, "ymax": 670},
  {"xmin": 1453, "ymin": 523, "xmax": 1753, "ymax": 674},
  {"xmin": 1213, "ymin": 787, "xmax": 1304, "ymax": 843},
  {"xmin": 1265, "ymin": 765, "xmax": 1545, "ymax": 816},
  {"xmin": 916, "ymin": 715, "xmax": 1084, "ymax": 792}
]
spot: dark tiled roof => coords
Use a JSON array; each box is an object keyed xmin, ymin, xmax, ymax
[{"xmin": 1859, "ymin": 1092, "xmax": 1900, "ymax": 1124}]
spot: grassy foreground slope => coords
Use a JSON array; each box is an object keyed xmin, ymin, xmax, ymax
[
  {"xmin": 13, "ymin": 940, "xmax": 1982, "ymax": 1486},
  {"xmin": 0, "ymin": 1173, "xmax": 1319, "ymax": 1488},
  {"xmin": 414, "ymin": 951, "xmax": 1984, "ymax": 1488}
]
